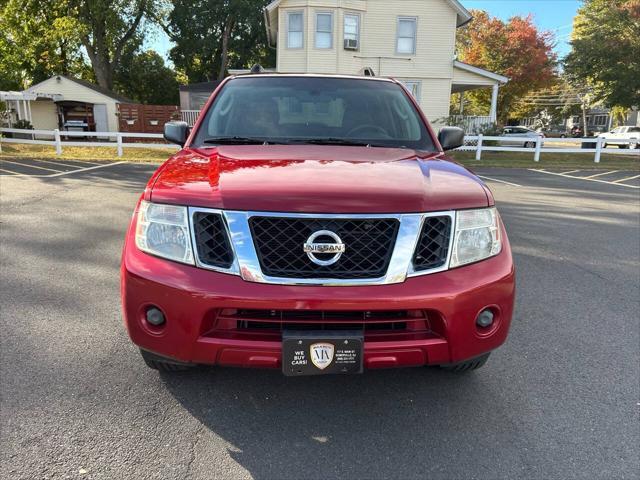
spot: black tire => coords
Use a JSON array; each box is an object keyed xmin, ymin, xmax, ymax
[
  {"xmin": 524, "ymin": 141, "xmax": 534, "ymax": 148},
  {"xmin": 440, "ymin": 353, "xmax": 490, "ymax": 373},
  {"xmin": 619, "ymin": 144, "xmax": 629, "ymax": 149},
  {"xmin": 140, "ymin": 349, "xmax": 194, "ymax": 372},
  {"xmin": 560, "ymin": 134, "xmax": 566, "ymax": 138}
]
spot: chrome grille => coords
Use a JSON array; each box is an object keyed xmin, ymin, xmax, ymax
[{"xmin": 249, "ymin": 216, "xmax": 400, "ymax": 279}]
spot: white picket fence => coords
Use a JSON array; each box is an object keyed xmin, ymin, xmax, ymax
[
  {"xmin": 460, "ymin": 135, "xmax": 639, "ymax": 163},
  {"xmin": 0, "ymin": 128, "xmax": 178, "ymax": 157},
  {"xmin": 0, "ymin": 128, "xmax": 638, "ymax": 162}
]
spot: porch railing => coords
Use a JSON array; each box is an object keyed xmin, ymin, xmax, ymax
[
  {"xmin": 450, "ymin": 115, "xmax": 493, "ymax": 133},
  {"xmin": 181, "ymin": 110, "xmax": 200, "ymax": 127}
]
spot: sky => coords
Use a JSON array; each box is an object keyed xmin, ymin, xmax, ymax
[{"xmin": 147, "ymin": 0, "xmax": 582, "ymax": 63}]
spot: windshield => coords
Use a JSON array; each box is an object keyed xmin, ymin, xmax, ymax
[{"xmin": 191, "ymin": 76, "xmax": 436, "ymax": 151}]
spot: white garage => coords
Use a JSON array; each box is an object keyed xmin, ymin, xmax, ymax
[{"xmin": 2, "ymin": 75, "xmax": 132, "ymax": 133}]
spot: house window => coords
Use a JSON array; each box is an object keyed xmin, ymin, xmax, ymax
[
  {"xmin": 315, "ymin": 12, "xmax": 333, "ymax": 49},
  {"xmin": 397, "ymin": 17, "xmax": 417, "ymax": 55},
  {"xmin": 287, "ymin": 12, "xmax": 304, "ymax": 49},
  {"xmin": 594, "ymin": 115, "xmax": 608, "ymax": 126},
  {"xmin": 344, "ymin": 14, "xmax": 360, "ymax": 49},
  {"xmin": 400, "ymin": 80, "xmax": 421, "ymax": 100}
]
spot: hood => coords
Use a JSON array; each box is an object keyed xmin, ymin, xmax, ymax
[{"xmin": 149, "ymin": 146, "xmax": 490, "ymax": 213}]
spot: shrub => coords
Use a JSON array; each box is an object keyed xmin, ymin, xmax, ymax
[{"xmin": 14, "ymin": 119, "xmax": 33, "ymax": 130}]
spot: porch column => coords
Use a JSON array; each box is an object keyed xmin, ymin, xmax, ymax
[
  {"xmin": 490, "ymin": 84, "xmax": 499, "ymax": 123},
  {"xmin": 459, "ymin": 92, "xmax": 464, "ymax": 115}
]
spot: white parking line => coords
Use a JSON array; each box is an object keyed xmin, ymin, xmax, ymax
[
  {"xmin": 528, "ymin": 169, "xmax": 640, "ymax": 189},
  {"xmin": 0, "ymin": 159, "xmax": 63, "ymax": 172},
  {"xmin": 612, "ymin": 174, "xmax": 640, "ymax": 184},
  {"xmin": 46, "ymin": 161, "xmax": 127, "ymax": 177},
  {"xmin": 478, "ymin": 175, "xmax": 522, "ymax": 187},
  {"xmin": 560, "ymin": 170, "xmax": 581, "ymax": 175},
  {"xmin": 583, "ymin": 170, "xmax": 619, "ymax": 179},
  {"xmin": 26, "ymin": 158, "xmax": 103, "ymax": 169},
  {"xmin": 0, "ymin": 161, "xmax": 126, "ymax": 178}
]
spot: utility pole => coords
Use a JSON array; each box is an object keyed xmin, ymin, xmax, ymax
[{"xmin": 578, "ymin": 93, "xmax": 590, "ymax": 137}]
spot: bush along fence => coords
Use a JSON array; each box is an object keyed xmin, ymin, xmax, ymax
[{"xmin": 1, "ymin": 128, "xmax": 639, "ymax": 162}]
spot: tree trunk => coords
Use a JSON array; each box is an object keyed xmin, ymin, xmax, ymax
[
  {"xmin": 218, "ymin": 17, "xmax": 236, "ymax": 80},
  {"xmin": 84, "ymin": 43, "xmax": 113, "ymax": 89},
  {"xmin": 582, "ymin": 104, "xmax": 589, "ymax": 137}
]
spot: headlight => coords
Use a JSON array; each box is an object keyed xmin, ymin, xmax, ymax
[
  {"xmin": 450, "ymin": 207, "xmax": 501, "ymax": 268},
  {"xmin": 135, "ymin": 201, "xmax": 194, "ymax": 264}
]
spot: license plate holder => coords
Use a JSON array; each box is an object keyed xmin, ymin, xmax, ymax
[{"xmin": 282, "ymin": 330, "xmax": 364, "ymax": 376}]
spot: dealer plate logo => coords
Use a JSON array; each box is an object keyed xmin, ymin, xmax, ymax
[{"xmin": 310, "ymin": 343, "xmax": 335, "ymax": 370}]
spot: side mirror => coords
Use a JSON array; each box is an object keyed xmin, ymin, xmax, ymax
[
  {"xmin": 438, "ymin": 126, "xmax": 465, "ymax": 151},
  {"xmin": 164, "ymin": 121, "xmax": 190, "ymax": 146}
]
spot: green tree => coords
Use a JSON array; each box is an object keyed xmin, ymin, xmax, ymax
[
  {"xmin": 456, "ymin": 11, "xmax": 557, "ymax": 123},
  {"xmin": 162, "ymin": 0, "xmax": 274, "ymax": 83},
  {"xmin": 564, "ymin": 0, "xmax": 640, "ymax": 109},
  {"xmin": 0, "ymin": 0, "xmax": 85, "ymax": 89},
  {"xmin": 72, "ymin": 0, "xmax": 158, "ymax": 89},
  {"xmin": 114, "ymin": 50, "xmax": 179, "ymax": 104}
]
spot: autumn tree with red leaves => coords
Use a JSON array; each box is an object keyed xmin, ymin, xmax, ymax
[{"xmin": 455, "ymin": 10, "xmax": 557, "ymax": 123}]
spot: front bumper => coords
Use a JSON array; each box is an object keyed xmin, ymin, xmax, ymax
[{"xmin": 121, "ymin": 220, "xmax": 515, "ymax": 370}]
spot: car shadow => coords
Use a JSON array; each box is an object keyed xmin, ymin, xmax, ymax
[{"xmin": 159, "ymin": 363, "xmax": 534, "ymax": 479}]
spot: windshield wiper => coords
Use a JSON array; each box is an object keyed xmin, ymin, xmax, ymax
[
  {"xmin": 290, "ymin": 138, "xmax": 389, "ymax": 147},
  {"xmin": 202, "ymin": 136, "xmax": 288, "ymax": 145}
]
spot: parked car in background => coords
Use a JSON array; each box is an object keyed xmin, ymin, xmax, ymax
[
  {"xmin": 598, "ymin": 126, "xmax": 640, "ymax": 149},
  {"xmin": 541, "ymin": 125, "xmax": 568, "ymax": 138},
  {"xmin": 499, "ymin": 126, "xmax": 544, "ymax": 147},
  {"xmin": 121, "ymin": 73, "xmax": 515, "ymax": 376}
]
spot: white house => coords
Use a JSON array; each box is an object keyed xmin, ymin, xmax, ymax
[
  {"xmin": 1, "ymin": 76, "xmax": 132, "ymax": 133},
  {"xmin": 263, "ymin": 0, "xmax": 508, "ymax": 124}
]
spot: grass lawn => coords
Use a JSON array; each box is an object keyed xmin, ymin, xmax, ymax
[
  {"xmin": 0, "ymin": 143, "xmax": 172, "ymax": 163},
  {"xmin": 2, "ymin": 142, "xmax": 639, "ymax": 170},
  {"xmin": 450, "ymin": 150, "xmax": 640, "ymax": 170}
]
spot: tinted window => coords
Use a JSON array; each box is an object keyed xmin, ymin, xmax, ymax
[
  {"xmin": 629, "ymin": 127, "xmax": 640, "ymax": 133},
  {"xmin": 192, "ymin": 76, "xmax": 435, "ymax": 151}
]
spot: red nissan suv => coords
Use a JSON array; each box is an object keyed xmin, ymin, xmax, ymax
[{"xmin": 121, "ymin": 74, "xmax": 515, "ymax": 375}]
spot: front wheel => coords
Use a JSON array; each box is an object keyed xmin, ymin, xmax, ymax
[
  {"xmin": 524, "ymin": 141, "xmax": 535, "ymax": 148},
  {"xmin": 439, "ymin": 353, "xmax": 490, "ymax": 372}
]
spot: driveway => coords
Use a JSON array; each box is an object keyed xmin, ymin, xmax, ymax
[{"xmin": 1, "ymin": 163, "xmax": 638, "ymax": 479}]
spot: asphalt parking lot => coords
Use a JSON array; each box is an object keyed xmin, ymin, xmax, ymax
[{"xmin": 1, "ymin": 159, "xmax": 638, "ymax": 479}]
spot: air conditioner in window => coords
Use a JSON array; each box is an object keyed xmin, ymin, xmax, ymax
[{"xmin": 344, "ymin": 38, "xmax": 359, "ymax": 50}]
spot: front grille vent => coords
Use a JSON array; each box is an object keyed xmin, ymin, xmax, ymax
[
  {"xmin": 193, "ymin": 212, "xmax": 234, "ymax": 268},
  {"xmin": 249, "ymin": 217, "xmax": 399, "ymax": 279},
  {"xmin": 412, "ymin": 216, "xmax": 452, "ymax": 271},
  {"xmin": 216, "ymin": 309, "xmax": 427, "ymax": 334}
]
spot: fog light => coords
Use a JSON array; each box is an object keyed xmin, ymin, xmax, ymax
[
  {"xmin": 476, "ymin": 309, "xmax": 494, "ymax": 328},
  {"xmin": 146, "ymin": 307, "xmax": 166, "ymax": 326}
]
